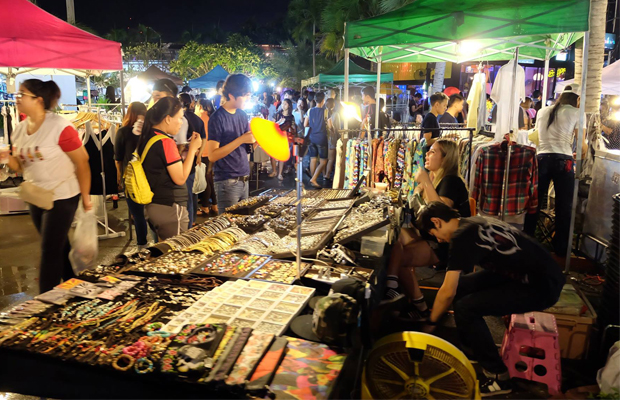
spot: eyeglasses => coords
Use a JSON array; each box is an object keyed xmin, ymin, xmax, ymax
[{"xmin": 14, "ymin": 92, "xmax": 38, "ymax": 99}]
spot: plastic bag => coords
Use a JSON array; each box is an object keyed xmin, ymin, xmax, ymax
[
  {"xmin": 69, "ymin": 209, "xmax": 98, "ymax": 274},
  {"xmin": 193, "ymin": 163, "xmax": 207, "ymax": 194}
]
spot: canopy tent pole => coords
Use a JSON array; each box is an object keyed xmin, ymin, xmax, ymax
[
  {"xmin": 344, "ymin": 48, "xmax": 350, "ymax": 131},
  {"xmin": 477, "ymin": 65, "xmax": 487, "ymax": 132},
  {"xmin": 565, "ymin": 30, "xmax": 589, "ymax": 273},
  {"xmin": 499, "ymin": 47, "xmax": 520, "ymax": 221},
  {"xmin": 374, "ymin": 59, "xmax": 381, "ymax": 137},
  {"xmin": 87, "ymin": 76, "xmax": 92, "ymax": 108},
  {"xmin": 542, "ymin": 50, "xmax": 551, "ymax": 104},
  {"xmin": 119, "ymin": 69, "xmax": 126, "ymax": 117}
]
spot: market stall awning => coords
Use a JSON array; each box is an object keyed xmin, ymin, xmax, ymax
[
  {"xmin": 0, "ymin": 0, "xmax": 122, "ymax": 71},
  {"xmin": 301, "ymin": 59, "xmax": 393, "ymax": 88},
  {"xmin": 556, "ymin": 60, "xmax": 620, "ymax": 96},
  {"xmin": 138, "ymin": 65, "xmax": 183, "ymax": 86},
  {"xmin": 344, "ymin": 0, "xmax": 589, "ymax": 63},
  {"xmin": 188, "ymin": 65, "xmax": 230, "ymax": 89}
]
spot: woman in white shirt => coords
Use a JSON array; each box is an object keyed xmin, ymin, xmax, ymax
[
  {"xmin": 533, "ymin": 84, "xmax": 584, "ymax": 257},
  {"xmin": 4, "ymin": 79, "xmax": 92, "ymax": 293}
]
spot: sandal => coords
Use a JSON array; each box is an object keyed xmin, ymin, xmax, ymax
[{"xmin": 268, "ymin": 172, "xmax": 277, "ymax": 178}]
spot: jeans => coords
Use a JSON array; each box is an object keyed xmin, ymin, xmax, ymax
[
  {"xmin": 186, "ymin": 172, "xmax": 196, "ymax": 229},
  {"xmin": 126, "ymin": 197, "xmax": 148, "ymax": 246},
  {"xmin": 29, "ymin": 195, "xmax": 79, "ymax": 293},
  {"xmin": 535, "ymin": 154, "xmax": 575, "ymax": 255},
  {"xmin": 214, "ymin": 179, "xmax": 249, "ymax": 215},
  {"xmin": 453, "ymin": 270, "xmax": 564, "ymax": 373}
]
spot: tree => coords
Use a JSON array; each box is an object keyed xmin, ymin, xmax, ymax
[
  {"xmin": 271, "ymin": 41, "xmax": 333, "ymax": 88},
  {"xmin": 134, "ymin": 24, "xmax": 160, "ymax": 44},
  {"xmin": 288, "ymin": 0, "xmax": 325, "ymax": 75},
  {"xmin": 170, "ymin": 36, "xmax": 273, "ymax": 81},
  {"xmin": 432, "ymin": 62, "xmax": 446, "ymax": 92},
  {"xmin": 181, "ymin": 27, "xmax": 203, "ymax": 44},
  {"xmin": 106, "ymin": 28, "xmax": 128, "ymax": 45},
  {"xmin": 124, "ymin": 43, "xmax": 165, "ymax": 68}
]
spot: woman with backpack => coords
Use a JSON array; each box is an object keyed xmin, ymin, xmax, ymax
[
  {"xmin": 114, "ymin": 101, "xmax": 149, "ymax": 249},
  {"xmin": 136, "ymin": 97, "xmax": 202, "ymax": 240}
]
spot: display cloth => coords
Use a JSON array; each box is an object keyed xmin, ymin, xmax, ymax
[
  {"xmin": 0, "ymin": 0, "xmax": 121, "ymax": 73},
  {"xmin": 0, "ymin": 191, "xmax": 395, "ymax": 399},
  {"xmin": 188, "ymin": 65, "xmax": 230, "ymax": 89},
  {"xmin": 343, "ymin": 0, "xmax": 588, "ymax": 64}
]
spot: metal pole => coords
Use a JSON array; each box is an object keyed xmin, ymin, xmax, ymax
[
  {"xmin": 499, "ymin": 48, "xmax": 519, "ymax": 221},
  {"xmin": 344, "ymin": 48, "xmax": 350, "ymax": 133},
  {"xmin": 295, "ymin": 144, "xmax": 303, "ymax": 279},
  {"xmin": 542, "ymin": 52, "xmax": 550, "ymax": 105},
  {"xmin": 565, "ymin": 30, "xmax": 590, "ymax": 273},
  {"xmin": 87, "ymin": 76, "xmax": 92, "ymax": 109},
  {"xmin": 119, "ymin": 69, "xmax": 126, "ymax": 118},
  {"xmin": 374, "ymin": 58, "xmax": 382, "ymax": 136},
  {"xmin": 66, "ymin": 0, "xmax": 75, "ymax": 25}
]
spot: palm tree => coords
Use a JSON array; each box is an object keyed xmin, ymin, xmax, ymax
[
  {"xmin": 136, "ymin": 24, "xmax": 160, "ymax": 44},
  {"xmin": 432, "ymin": 62, "xmax": 446, "ymax": 92},
  {"xmin": 271, "ymin": 41, "xmax": 333, "ymax": 88},
  {"xmin": 288, "ymin": 0, "xmax": 325, "ymax": 76},
  {"xmin": 106, "ymin": 28, "xmax": 128, "ymax": 45},
  {"xmin": 181, "ymin": 27, "xmax": 203, "ymax": 44}
]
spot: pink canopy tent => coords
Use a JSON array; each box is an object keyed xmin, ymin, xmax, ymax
[
  {"xmin": 0, "ymin": 0, "xmax": 123, "ymax": 108},
  {"xmin": 0, "ymin": 0, "xmax": 122, "ymax": 72}
]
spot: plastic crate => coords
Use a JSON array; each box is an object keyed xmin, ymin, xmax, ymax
[{"xmin": 360, "ymin": 226, "xmax": 388, "ymax": 257}]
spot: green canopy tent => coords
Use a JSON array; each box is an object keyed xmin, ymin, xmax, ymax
[
  {"xmin": 342, "ymin": 0, "xmax": 592, "ymax": 271},
  {"xmin": 301, "ymin": 59, "xmax": 393, "ymax": 88}
]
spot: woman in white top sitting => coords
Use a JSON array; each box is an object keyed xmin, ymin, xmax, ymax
[
  {"xmin": 533, "ymin": 84, "xmax": 586, "ymax": 258},
  {"xmin": 4, "ymin": 79, "xmax": 92, "ymax": 293}
]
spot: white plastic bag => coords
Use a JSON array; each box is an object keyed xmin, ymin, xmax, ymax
[
  {"xmin": 193, "ymin": 163, "xmax": 207, "ymax": 194},
  {"xmin": 69, "ymin": 209, "xmax": 98, "ymax": 274}
]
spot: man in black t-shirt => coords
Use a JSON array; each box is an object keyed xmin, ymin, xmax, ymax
[
  {"xmin": 416, "ymin": 202, "xmax": 565, "ymax": 397},
  {"xmin": 408, "ymin": 93, "xmax": 423, "ymax": 122},
  {"xmin": 421, "ymin": 92, "xmax": 448, "ymax": 148}
]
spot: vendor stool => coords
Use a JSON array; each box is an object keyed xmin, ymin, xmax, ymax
[{"xmin": 501, "ymin": 312, "xmax": 562, "ymax": 396}]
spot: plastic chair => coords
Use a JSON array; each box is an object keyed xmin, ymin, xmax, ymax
[{"xmin": 501, "ymin": 312, "xmax": 562, "ymax": 396}]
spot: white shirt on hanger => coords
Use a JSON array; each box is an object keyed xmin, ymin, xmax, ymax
[{"xmin": 491, "ymin": 59, "xmax": 525, "ymax": 141}]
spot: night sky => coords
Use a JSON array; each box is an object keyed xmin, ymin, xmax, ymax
[{"xmin": 34, "ymin": 0, "xmax": 292, "ymax": 42}]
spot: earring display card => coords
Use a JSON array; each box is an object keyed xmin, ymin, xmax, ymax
[
  {"xmin": 191, "ymin": 252, "xmax": 271, "ymax": 279},
  {"xmin": 247, "ymin": 260, "xmax": 312, "ymax": 284},
  {"xmin": 162, "ymin": 280, "xmax": 315, "ymax": 336}
]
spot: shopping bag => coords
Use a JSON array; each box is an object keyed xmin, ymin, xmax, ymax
[
  {"xmin": 193, "ymin": 163, "xmax": 207, "ymax": 194},
  {"xmin": 69, "ymin": 209, "xmax": 99, "ymax": 274}
]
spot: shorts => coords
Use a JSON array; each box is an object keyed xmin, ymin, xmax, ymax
[{"xmin": 308, "ymin": 143, "xmax": 328, "ymax": 159}]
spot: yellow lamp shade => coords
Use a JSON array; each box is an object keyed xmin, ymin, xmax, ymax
[{"xmin": 250, "ymin": 117, "xmax": 291, "ymax": 162}]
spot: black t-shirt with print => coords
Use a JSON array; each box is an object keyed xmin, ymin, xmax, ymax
[
  {"xmin": 139, "ymin": 130, "xmax": 187, "ymax": 207},
  {"xmin": 436, "ymin": 175, "xmax": 471, "ymax": 217},
  {"xmin": 114, "ymin": 125, "xmax": 140, "ymax": 174},
  {"xmin": 447, "ymin": 217, "xmax": 565, "ymax": 288}
]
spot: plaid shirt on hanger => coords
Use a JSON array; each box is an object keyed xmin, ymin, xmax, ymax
[{"xmin": 471, "ymin": 142, "xmax": 538, "ymax": 216}]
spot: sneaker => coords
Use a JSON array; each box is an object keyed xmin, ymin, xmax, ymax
[
  {"xmin": 398, "ymin": 307, "xmax": 430, "ymax": 322},
  {"xmin": 479, "ymin": 377, "xmax": 513, "ymax": 397}
]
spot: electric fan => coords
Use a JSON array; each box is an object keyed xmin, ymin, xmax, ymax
[{"xmin": 362, "ymin": 332, "xmax": 480, "ymax": 400}]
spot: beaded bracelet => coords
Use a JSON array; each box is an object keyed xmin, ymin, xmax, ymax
[
  {"xmin": 112, "ymin": 354, "xmax": 135, "ymax": 371},
  {"xmin": 134, "ymin": 357, "xmax": 154, "ymax": 374}
]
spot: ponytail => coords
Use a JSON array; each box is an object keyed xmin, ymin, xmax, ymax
[
  {"xmin": 21, "ymin": 79, "xmax": 61, "ymax": 110},
  {"xmin": 137, "ymin": 97, "xmax": 183, "ymax": 152}
]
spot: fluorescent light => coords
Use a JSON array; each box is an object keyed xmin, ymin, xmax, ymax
[{"xmin": 458, "ymin": 40, "xmax": 482, "ymax": 56}]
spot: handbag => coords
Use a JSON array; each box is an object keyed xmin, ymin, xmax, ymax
[{"xmin": 18, "ymin": 178, "xmax": 68, "ymax": 210}]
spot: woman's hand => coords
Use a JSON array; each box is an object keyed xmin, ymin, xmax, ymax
[
  {"xmin": 415, "ymin": 168, "xmax": 431, "ymax": 185},
  {"xmin": 189, "ymin": 132, "xmax": 202, "ymax": 154},
  {"xmin": 82, "ymin": 194, "xmax": 93, "ymax": 212}
]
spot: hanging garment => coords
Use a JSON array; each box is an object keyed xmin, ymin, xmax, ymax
[
  {"xmin": 375, "ymin": 138, "xmax": 386, "ymax": 184},
  {"xmin": 333, "ymin": 137, "xmax": 347, "ymax": 189},
  {"xmin": 402, "ymin": 139, "xmax": 416, "ymax": 196},
  {"xmin": 467, "ymin": 73, "xmax": 485, "ymax": 129},
  {"xmin": 371, "ymin": 138, "xmax": 380, "ymax": 186},
  {"xmin": 394, "ymin": 140, "xmax": 406, "ymax": 188},
  {"xmin": 407, "ymin": 138, "xmax": 426, "ymax": 203},
  {"xmin": 84, "ymin": 122, "xmax": 119, "ymax": 196},
  {"xmin": 471, "ymin": 142, "xmax": 538, "ymax": 217},
  {"xmin": 491, "ymin": 59, "xmax": 525, "ymax": 141}
]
